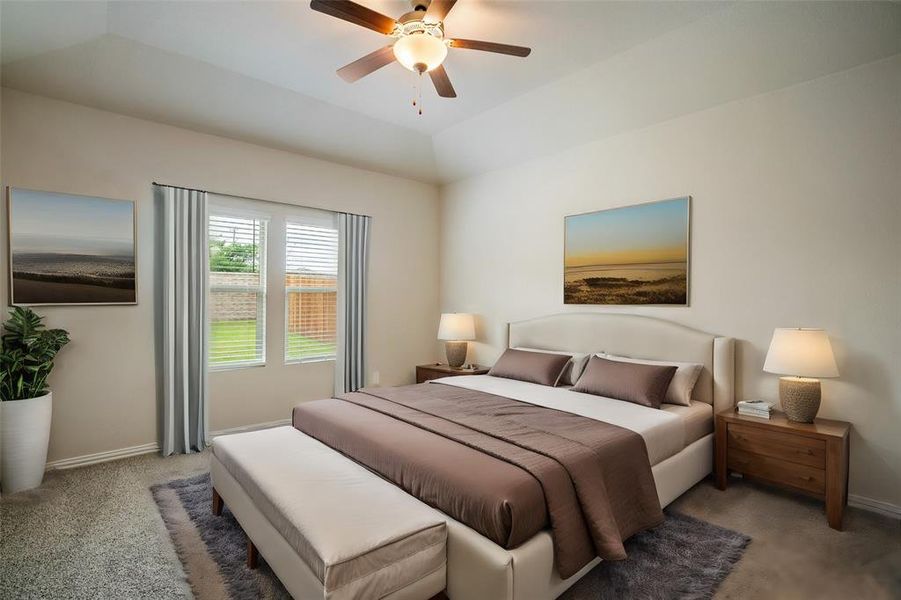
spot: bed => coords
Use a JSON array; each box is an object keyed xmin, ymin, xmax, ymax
[
  {"xmin": 428, "ymin": 314, "xmax": 733, "ymax": 599},
  {"xmin": 216, "ymin": 313, "xmax": 734, "ymax": 600}
]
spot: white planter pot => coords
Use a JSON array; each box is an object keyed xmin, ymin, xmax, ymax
[{"xmin": 1, "ymin": 392, "xmax": 52, "ymax": 494}]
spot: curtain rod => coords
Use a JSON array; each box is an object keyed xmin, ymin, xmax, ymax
[{"xmin": 151, "ymin": 181, "xmax": 371, "ymax": 219}]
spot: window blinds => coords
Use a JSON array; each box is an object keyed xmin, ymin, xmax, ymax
[
  {"xmin": 208, "ymin": 215, "xmax": 267, "ymax": 367},
  {"xmin": 285, "ymin": 222, "xmax": 338, "ymax": 362}
]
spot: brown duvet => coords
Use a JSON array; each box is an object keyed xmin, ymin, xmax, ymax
[{"xmin": 292, "ymin": 382, "xmax": 663, "ymax": 579}]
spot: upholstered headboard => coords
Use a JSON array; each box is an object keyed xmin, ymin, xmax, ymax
[{"xmin": 508, "ymin": 313, "xmax": 734, "ymax": 414}]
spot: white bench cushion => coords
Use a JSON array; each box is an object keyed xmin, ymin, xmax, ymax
[{"xmin": 212, "ymin": 427, "xmax": 446, "ymax": 598}]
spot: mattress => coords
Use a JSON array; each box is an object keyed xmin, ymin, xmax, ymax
[
  {"xmin": 662, "ymin": 400, "xmax": 714, "ymax": 446},
  {"xmin": 436, "ymin": 375, "xmax": 713, "ymax": 465}
]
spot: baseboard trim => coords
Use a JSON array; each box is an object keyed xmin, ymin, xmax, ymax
[
  {"xmin": 209, "ymin": 418, "xmax": 292, "ymax": 438},
  {"xmin": 849, "ymin": 494, "xmax": 901, "ymax": 520},
  {"xmin": 45, "ymin": 442, "xmax": 160, "ymax": 471},
  {"xmin": 41, "ymin": 419, "xmax": 292, "ymax": 472}
]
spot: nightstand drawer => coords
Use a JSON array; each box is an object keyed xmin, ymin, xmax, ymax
[
  {"xmin": 728, "ymin": 423, "xmax": 825, "ymax": 468},
  {"xmin": 727, "ymin": 448, "xmax": 825, "ymax": 495}
]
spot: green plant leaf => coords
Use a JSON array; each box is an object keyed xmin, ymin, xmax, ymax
[{"xmin": 1, "ymin": 306, "xmax": 69, "ymax": 401}]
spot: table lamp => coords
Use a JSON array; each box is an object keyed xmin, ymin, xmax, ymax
[
  {"xmin": 437, "ymin": 313, "xmax": 475, "ymax": 369},
  {"xmin": 763, "ymin": 328, "xmax": 839, "ymax": 423}
]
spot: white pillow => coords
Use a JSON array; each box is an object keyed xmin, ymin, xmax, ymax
[
  {"xmin": 597, "ymin": 353, "xmax": 703, "ymax": 407},
  {"xmin": 513, "ymin": 347, "xmax": 590, "ymax": 386}
]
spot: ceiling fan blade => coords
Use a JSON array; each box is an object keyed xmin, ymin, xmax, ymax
[
  {"xmin": 424, "ymin": 0, "xmax": 457, "ymax": 22},
  {"xmin": 429, "ymin": 65, "xmax": 456, "ymax": 98},
  {"xmin": 310, "ymin": 0, "xmax": 397, "ymax": 35},
  {"xmin": 449, "ymin": 38, "xmax": 531, "ymax": 57},
  {"xmin": 337, "ymin": 46, "xmax": 396, "ymax": 82}
]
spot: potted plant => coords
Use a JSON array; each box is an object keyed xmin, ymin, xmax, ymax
[{"xmin": 1, "ymin": 306, "xmax": 69, "ymax": 493}]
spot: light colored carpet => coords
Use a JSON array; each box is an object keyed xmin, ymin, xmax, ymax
[
  {"xmin": 1, "ymin": 450, "xmax": 208, "ymax": 600},
  {"xmin": 2, "ymin": 450, "xmax": 899, "ymax": 599},
  {"xmin": 670, "ymin": 479, "xmax": 901, "ymax": 599}
]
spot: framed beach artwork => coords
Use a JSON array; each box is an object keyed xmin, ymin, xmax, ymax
[
  {"xmin": 564, "ymin": 196, "xmax": 690, "ymax": 305},
  {"xmin": 6, "ymin": 187, "xmax": 137, "ymax": 305}
]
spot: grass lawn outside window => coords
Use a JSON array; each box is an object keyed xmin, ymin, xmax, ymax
[{"xmin": 210, "ymin": 320, "xmax": 335, "ymax": 365}]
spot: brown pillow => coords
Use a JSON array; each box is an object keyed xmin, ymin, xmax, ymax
[
  {"xmin": 571, "ymin": 356, "xmax": 677, "ymax": 409},
  {"xmin": 488, "ymin": 348, "xmax": 572, "ymax": 387}
]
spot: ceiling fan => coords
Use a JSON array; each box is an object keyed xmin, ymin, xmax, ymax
[{"xmin": 310, "ymin": 0, "xmax": 531, "ymax": 99}]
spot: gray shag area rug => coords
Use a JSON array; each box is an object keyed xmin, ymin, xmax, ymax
[
  {"xmin": 151, "ymin": 473, "xmax": 290, "ymax": 600},
  {"xmin": 558, "ymin": 511, "xmax": 750, "ymax": 600},
  {"xmin": 153, "ymin": 473, "xmax": 749, "ymax": 600}
]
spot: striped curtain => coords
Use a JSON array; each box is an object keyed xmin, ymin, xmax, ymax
[
  {"xmin": 158, "ymin": 185, "xmax": 209, "ymax": 455},
  {"xmin": 335, "ymin": 213, "xmax": 371, "ymax": 394}
]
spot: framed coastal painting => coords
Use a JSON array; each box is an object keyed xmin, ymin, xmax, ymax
[
  {"xmin": 564, "ymin": 196, "xmax": 690, "ymax": 305},
  {"xmin": 7, "ymin": 187, "xmax": 137, "ymax": 305}
]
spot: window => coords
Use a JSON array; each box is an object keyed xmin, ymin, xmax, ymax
[
  {"xmin": 208, "ymin": 215, "xmax": 267, "ymax": 368},
  {"xmin": 205, "ymin": 198, "xmax": 338, "ymax": 372},
  {"xmin": 285, "ymin": 221, "xmax": 338, "ymax": 362}
]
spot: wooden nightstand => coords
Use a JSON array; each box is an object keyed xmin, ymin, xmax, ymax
[
  {"xmin": 416, "ymin": 363, "xmax": 489, "ymax": 384},
  {"xmin": 715, "ymin": 408, "xmax": 850, "ymax": 530}
]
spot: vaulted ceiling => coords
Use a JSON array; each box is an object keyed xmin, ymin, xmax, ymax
[{"xmin": 2, "ymin": 1, "xmax": 900, "ymax": 183}]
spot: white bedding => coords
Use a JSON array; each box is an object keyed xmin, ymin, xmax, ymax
[{"xmin": 433, "ymin": 375, "xmax": 712, "ymax": 465}]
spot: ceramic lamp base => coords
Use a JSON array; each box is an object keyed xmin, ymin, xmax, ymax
[
  {"xmin": 444, "ymin": 341, "xmax": 468, "ymax": 368},
  {"xmin": 779, "ymin": 377, "xmax": 821, "ymax": 423}
]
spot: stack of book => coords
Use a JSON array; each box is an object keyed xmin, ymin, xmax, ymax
[{"xmin": 737, "ymin": 399, "xmax": 774, "ymax": 419}]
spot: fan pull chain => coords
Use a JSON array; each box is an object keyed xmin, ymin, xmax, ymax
[{"xmin": 412, "ymin": 70, "xmax": 423, "ymax": 116}]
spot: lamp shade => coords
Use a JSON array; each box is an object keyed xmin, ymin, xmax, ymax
[
  {"xmin": 437, "ymin": 313, "xmax": 475, "ymax": 341},
  {"xmin": 763, "ymin": 328, "xmax": 839, "ymax": 378},
  {"xmin": 393, "ymin": 33, "xmax": 448, "ymax": 72}
]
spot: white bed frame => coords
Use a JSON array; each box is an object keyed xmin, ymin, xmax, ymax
[{"xmin": 215, "ymin": 313, "xmax": 734, "ymax": 600}]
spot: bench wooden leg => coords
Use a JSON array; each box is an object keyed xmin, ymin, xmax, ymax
[
  {"xmin": 246, "ymin": 537, "xmax": 259, "ymax": 569},
  {"xmin": 212, "ymin": 488, "xmax": 223, "ymax": 516}
]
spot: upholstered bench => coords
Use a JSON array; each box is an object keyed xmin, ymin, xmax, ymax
[{"xmin": 210, "ymin": 426, "xmax": 447, "ymax": 600}]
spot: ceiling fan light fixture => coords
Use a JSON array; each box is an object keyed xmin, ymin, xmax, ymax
[
  {"xmin": 312, "ymin": 0, "xmax": 531, "ymax": 100},
  {"xmin": 393, "ymin": 33, "xmax": 448, "ymax": 73}
]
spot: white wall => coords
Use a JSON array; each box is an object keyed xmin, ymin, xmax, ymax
[
  {"xmin": 440, "ymin": 56, "xmax": 901, "ymax": 508},
  {"xmin": 433, "ymin": 2, "xmax": 901, "ymax": 182},
  {"xmin": 0, "ymin": 88, "xmax": 440, "ymax": 463}
]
